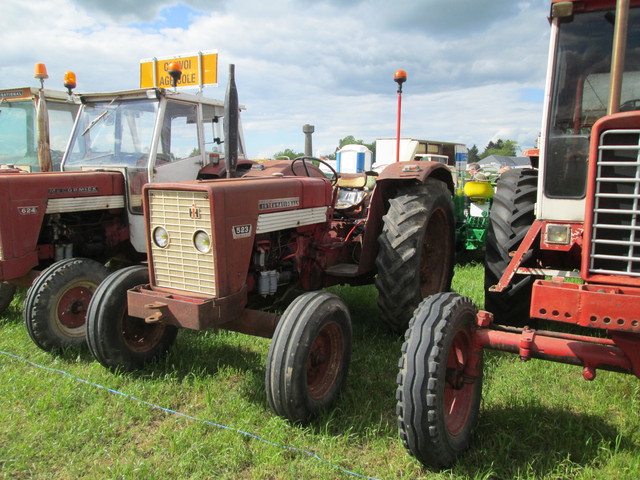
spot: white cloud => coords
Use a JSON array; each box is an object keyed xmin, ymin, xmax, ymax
[{"xmin": 0, "ymin": 0, "xmax": 552, "ymax": 157}]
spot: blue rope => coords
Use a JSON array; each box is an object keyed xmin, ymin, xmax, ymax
[{"xmin": 0, "ymin": 349, "xmax": 383, "ymax": 480}]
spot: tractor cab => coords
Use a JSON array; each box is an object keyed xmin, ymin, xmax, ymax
[
  {"xmin": 61, "ymin": 88, "xmax": 250, "ymax": 250},
  {"xmin": 0, "ymin": 87, "xmax": 78, "ymax": 172},
  {"xmin": 539, "ymin": 1, "xmax": 640, "ymax": 221}
]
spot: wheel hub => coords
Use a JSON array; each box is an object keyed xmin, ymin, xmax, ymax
[
  {"xmin": 443, "ymin": 330, "xmax": 476, "ymax": 436},
  {"xmin": 57, "ymin": 287, "xmax": 92, "ymax": 329},
  {"xmin": 307, "ymin": 322, "xmax": 343, "ymax": 399}
]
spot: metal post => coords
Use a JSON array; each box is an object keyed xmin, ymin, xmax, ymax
[
  {"xmin": 394, "ymin": 70, "xmax": 407, "ymax": 162},
  {"xmin": 303, "ymin": 124, "xmax": 315, "ymax": 157},
  {"xmin": 608, "ymin": 0, "xmax": 629, "ymax": 115}
]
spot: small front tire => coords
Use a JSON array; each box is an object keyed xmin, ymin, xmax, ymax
[
  {"xmin": 24, "ymin": 258, "xmax": 108, "ymax": 351},
  {"xmin": 86, "ymin": 265, "xmax": 178, "ymax": 371},
  {"xmin": 397, "ymin": 292, "xmax": 483, "ymax": 469},
  {"xmin": 265, "ymin": 291, "xmax": 352, "ymax": 424}
]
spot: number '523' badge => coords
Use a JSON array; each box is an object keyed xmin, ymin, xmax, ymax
[{"xmin": 232, "ymin": 224, "xmax": 252, "ymax": 239}]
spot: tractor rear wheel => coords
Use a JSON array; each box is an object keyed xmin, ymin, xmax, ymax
[
  {"xmin": 265, "ymin": 291, "xmax": 352, "ymax": 424},
  {"xmin": 376, "ymin": 179, "xmax": 455, "ymax": 333},
  {"xmin": 86, "ymin": 265, "xmax": 178, "ymax": 371},
  {"xmin": 0, "ymin": 283, "xmax": 17, "ymax": 316},
  {"xmin": 484, "ymin": 168, "xmax": 539, "ymax": 326},
  {"xmin": 397, "ymin": 292, "xmax": 482, "ymax": 469},
  {"xmin": 24, "ymin": 258, "xmax": 108, "ymax": 351}
]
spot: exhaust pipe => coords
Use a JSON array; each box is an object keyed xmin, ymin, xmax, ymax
[{"xmin": 224, "ymin": 64, "xmax": 239, "ymax": 178}]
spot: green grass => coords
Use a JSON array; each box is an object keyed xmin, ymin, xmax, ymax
[{"xmin": 1, "ymin": 260, "xmax": 639, "ymax": 480}]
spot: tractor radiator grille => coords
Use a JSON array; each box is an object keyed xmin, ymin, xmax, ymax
[
  {"xmin": 589, "ymin": 129, "xmax": 640, "ymax": 278},
  {"xmin": 148, "ymin": 189, "xmax": 216, "ymax": 296}
]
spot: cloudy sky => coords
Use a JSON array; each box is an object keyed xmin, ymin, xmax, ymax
[{"xmin": 1, "ymin": 0, "xmax": 551, "ymax": 158}]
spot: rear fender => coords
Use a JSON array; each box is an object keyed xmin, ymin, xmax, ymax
[{"xmin": 357, "ymin": 161, "xmax": 454, "ymax": 274}]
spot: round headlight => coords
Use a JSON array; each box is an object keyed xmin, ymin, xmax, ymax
[
  {"xmin": 153, "ymin": 226, "xmax": 169, "ymax": 248},
  {"xmin": 193, "ymin": 230, "xmax": 211, "ymax": 253}
]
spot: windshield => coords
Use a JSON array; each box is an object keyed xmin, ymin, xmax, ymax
[
  {"xmin": 0, "ymin": 99, "xmax": 76, "ymax": 171},
  {"xmin": 544, "ymin": 7, "xmax": 640, "ymax": 198},
  {"xmin": 64, "ymin": 98, "xmax": 158, "ymax": 168}
]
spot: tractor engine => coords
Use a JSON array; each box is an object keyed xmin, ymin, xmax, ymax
[{"xmin": 250, "ymin": 230, "xmax": 299, "ymax": 296}]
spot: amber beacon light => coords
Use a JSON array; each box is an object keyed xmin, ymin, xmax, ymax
[
  {"xmin": 64, "ymin": 71, "xmax": 77, "ymax": 95},
  {"xmin": 168, "ymin": 61, "xmax": 183, "ymax": 88}
]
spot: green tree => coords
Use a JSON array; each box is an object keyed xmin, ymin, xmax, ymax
[
  {"xmin": 273, "ymin": 148, "xmax": 304, "ymax": 160},
  {"xmin": 479, "ymin": 139, "xmax": 519, "ymax": 159},
  {"xmin": 467, "ymin": 144, "xmax": 479, "ymax": 163}
]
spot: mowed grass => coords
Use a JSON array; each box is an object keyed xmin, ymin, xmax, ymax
[{"xmin": 1, "ymin": 258, "xmax": 639, "ymax": 480}]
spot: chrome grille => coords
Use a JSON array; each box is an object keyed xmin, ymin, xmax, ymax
[
  {"xmin": 148, "ymin": 189, "xmax": 216, "ymax": 295},
  {"xmin": 589, "ymin": 129, "xmax": 640, "ymax": 277}
]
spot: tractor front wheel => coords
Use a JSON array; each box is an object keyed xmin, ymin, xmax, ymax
[
  {"xmin": 265, "ymin": 291, "xmax": 352, "ymax": 424},
  {"xmin": 376, "ymin": 179, "xmax": 455, "ymax": 333},
  {"xmin": 24, "ymin": 258, "xmax": 108, "ymax": 351},
  {"xmin": 86, "ymin": 265, "xmax": 178, "ymax": 371},
  {"xmin": 397, "ymin": 292, "xmax": 483, "ymax": 469}
]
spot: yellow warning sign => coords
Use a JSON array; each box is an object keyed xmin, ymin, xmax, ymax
[{"xmin": 140, "ymin": 51, "xmax": 218, "ymax": 89}]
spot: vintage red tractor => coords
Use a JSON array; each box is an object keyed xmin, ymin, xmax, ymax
[
  {"xmin": 0, "ymin": 78, "xmax": 253, "ymax": 350},
  {"xmin": 396, "ymin": 0, "xmax": 640, "ymax": 468},
  {"xmin": 0, "ymin": 64, "xmax": 79, "ymax": 314},
  {"xmin": 83, "ymin": 65, "xmax": 457, "ymax": 423}
]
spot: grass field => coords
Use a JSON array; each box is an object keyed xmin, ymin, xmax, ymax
[{"xmin": 1, "ymin": 259, "xmax": 639, "ymax": 480}]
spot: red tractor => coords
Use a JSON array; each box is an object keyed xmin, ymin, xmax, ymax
[
  {"xmin": 396, "ymin": 0, "xmax": 640, "ymax": 468},
  {"xmin": 83, "ymin": 65, "xmax": 457, "ymax": 423},
  {"xmin": 0, "ymin": 83, "xmax": 253, "ymax": 350},
  {"xmin": 0, "ymin": 64, "xmax": 79, "ymax": 314}
]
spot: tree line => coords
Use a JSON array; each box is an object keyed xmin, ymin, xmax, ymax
[{"xmin": 274, "ymin": 136, "xmax": 520, "ymax": 162}]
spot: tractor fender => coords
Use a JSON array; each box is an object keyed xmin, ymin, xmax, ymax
[
  {"xmin": 357, "ymin": 161, "xmax": 454, "ymax": 274},
  {"xmin": 374, "ymin": 161, "xmax": 454, "ymax": 193}
]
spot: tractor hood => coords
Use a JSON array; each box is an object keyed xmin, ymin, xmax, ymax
[{"xmin": 0, "ymin": 170, "xmax": 125, "ymax": 280}]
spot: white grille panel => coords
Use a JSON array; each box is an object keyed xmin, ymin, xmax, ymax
[
  {"xmin": 148, "ymin": 190, "xmax": 216, "ymax": 295},
  {"xmin": 256, "ymin": 206, "xmax": 328, "ymax": 234},
  {"xmin": 589, "ymin": 130, "xmax": 640, "ymax": 278}
]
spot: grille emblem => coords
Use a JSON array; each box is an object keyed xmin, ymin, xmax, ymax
[{"xmin": 189, "ymin": 203, "xmax": 200, "ymax": 219}]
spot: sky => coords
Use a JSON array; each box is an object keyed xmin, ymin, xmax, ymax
[{"xmin": 1, "ymin": 0, "xmax": 552, "ymax": 159}]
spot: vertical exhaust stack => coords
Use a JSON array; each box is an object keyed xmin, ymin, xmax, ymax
[
  {"xmin": 608, "ymin": 0, "xmax": 629, "ymax": 115},
  {"xmin": 34, "ymin": 63, "xmax": 52, "ymax": 172},
  {"xmin": 224, "ymin": 64, "xmax": 239, "ymax": 178}
]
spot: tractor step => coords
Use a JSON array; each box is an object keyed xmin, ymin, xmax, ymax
[{"xmin": 324, "ymin": 264, "xmax": 359, "ymax": 277}]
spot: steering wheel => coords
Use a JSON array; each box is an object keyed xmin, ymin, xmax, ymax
[{"xmin": 290, "ymin": 156, "xmax": 338, "ymax": 186}]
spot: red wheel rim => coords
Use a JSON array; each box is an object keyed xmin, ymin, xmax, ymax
[
  {"xmin": 420, "ymin": 208, "xmax": 451, "ymax": 296},
  {"xmin": 307, "ymin": 322, "xmax": 343, "ymax": 399},
  {"xmin": 121, "ymin": 314, "xmax": 166, "ymax": 353},
  {"xmin": 443, "ymin": 328, "xmax": 475, "ymax": 436},
  {"xmin": 56, "ymin": 286, "xmax": 92, "ymax": 329}
]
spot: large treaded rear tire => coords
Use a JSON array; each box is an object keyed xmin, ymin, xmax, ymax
[
  {"xmin": 397, "ymin": 292, "xmax": 482, "ymax": 469},
  {"xmin": 376, "ymin": 179, "xmax": 455, "ymax": 333},
  {"xmin": 86, "ymin": 266, "xmax": 178, "ymax": 371},
  {"xmin": 484, "ymin": 168, "xmax": 539, "ymax": 326}
]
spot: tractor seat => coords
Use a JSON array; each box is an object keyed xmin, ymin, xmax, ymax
[
  {"xmin": 337, "ymin": 173, "xmax": 368, "ymax": 188},
  {"xmin": 335, "ymin": 173, "xmax": 369, "ymax": 210}
]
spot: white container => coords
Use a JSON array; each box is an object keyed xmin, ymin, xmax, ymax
[{"xmin": 336, "ymin": 144, "xmax": 373, "ymax": 173}]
